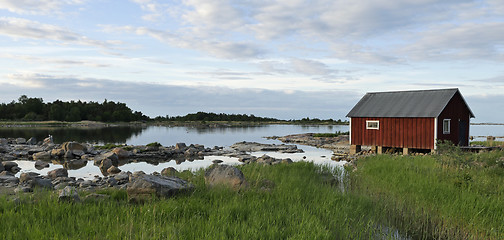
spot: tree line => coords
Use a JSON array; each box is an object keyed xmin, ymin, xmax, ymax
[
  {"xmin": 155, "ymin": 111, "xmax": 348, "ymax": 124},
  {"xmin": 154, "ymin": 112, "xmax": 280, "ymax": 122},
  {"xmin": 0, "ymin": 96, "xmax": 348, "ymax": 124},
  {"xmin": 0, "ymin": 95, "xmax": 149, "ymax": 122}
]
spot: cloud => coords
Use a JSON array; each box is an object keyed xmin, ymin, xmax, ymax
[
  {"xmin": 0, "ymin": 17, "xmax": 110, "ymax": 48},
  {"xmin": 131, "ymin": 0, "xmax": 166, "ymax": 21},
  {"xmin": 401, "ymin": 22, "xmax": 504, "ymax": 61},
  {"xmin": 0, "ymin": 0, "xmax": 84, "ymax": 15},
  {"xmin": 290, "ymin": 58, "xmax": 334, "ymax": 76},
  {"xmin": 0, "ymin": 73, "xmax": 361, "ymax": 119},
  {"xmin": 103, "ymin": 25, "xmax": 265, "ymax": 59},
  {"xmin": 0, "ymin": 54, "xmax": 111, "ymax": 68}
]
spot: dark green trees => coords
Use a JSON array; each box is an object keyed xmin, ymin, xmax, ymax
[{"xmin": 0, "ymin": 95, "xmax": 149, "ymax": 122}]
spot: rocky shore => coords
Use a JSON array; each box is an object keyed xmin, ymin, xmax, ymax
[
  {"xmin": 0, "ymin": 136, "xmax": 302, "ymax": 198},
  {"xmin": 267, "ymin": 133, "xmax": 356, "ymax": 161}
]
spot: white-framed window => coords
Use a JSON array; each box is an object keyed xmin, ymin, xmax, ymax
[
  {"xmin": 443, "ymin": 119, "xmax": 450, "ymax": 134},
  {"xmin": 366, "ymin": 120, "xmax": 379, "ymax": 130}
]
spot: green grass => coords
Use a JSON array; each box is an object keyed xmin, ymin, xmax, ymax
[
  {"xmin": 0, "ymin": 162, "xmax": 400, "ymax": 239},
  {"xmin": 3, "ymin": 151, "xmax": 503, "ymax": 239},
  {"xmin": 350, "ymin": 150, "xmax": 504, "ymax": 239},
  {"xmin": 471, "ymin": 140, "xmax": 504, "ymax": 147}
]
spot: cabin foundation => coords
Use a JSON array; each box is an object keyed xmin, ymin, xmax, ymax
[{"xmin": 350, "ymin": 145, "xmax": 361, "ymax": 155}]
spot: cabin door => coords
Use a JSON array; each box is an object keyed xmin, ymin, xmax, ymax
[{"xmin": 458, "ymin": 119, "xmax": 468, "ymax": 146}]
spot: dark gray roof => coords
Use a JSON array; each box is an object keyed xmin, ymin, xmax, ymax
[{"xmin": 346, "ymin": 88, "xmax": 475, "ymax": 118}]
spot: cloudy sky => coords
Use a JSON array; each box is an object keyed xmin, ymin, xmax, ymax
[{"xmin": 0, "ymin": 0, "xmax": 503, "ymax": 122}]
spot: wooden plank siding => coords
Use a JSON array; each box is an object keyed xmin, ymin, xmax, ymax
[
  {"xmin": 437, "ymin": 92, "xmax": 472, "ymax": 146},
  {"xmin": 351, "ymin": 117, "xmax": 435, "ymax": 149}
]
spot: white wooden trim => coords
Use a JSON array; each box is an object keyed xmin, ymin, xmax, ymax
[
  {"xmin": 349, "ymin": 118, "xmax": 352, "ymax": 145},
  {"xmin": 443, "ymin": 119, "xmax": 451, "ymax": 134},
  {"xmin": 434, "ymin": 117, "xmax": 438, "ymax": 149},
  {"xmin": 366, "ymin": 120, "xmax": 379, "ymax": 130}
]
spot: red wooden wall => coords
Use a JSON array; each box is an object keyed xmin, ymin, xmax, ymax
[
  {"xmin": 437, "ymin": 92, "xmax": 471, "ymax": 146},
  {"xmin": 351, "ymin": 117, "xmax": 435, "ymax": 149}
]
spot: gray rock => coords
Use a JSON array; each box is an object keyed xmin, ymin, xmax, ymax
[
  {"xmin": 127, "ymin": 174, "xmax": 194, "ymax": 202},
  {"xmin": 0, "ymin": 138, "xmax": 7, "ymax": 145},
  {"xmin": 63, "ymin": 151, "xmax": 74, "ymax": 159},
  {"xmin": 0, "ymin": 175, "xmax": 19, "ymax": 184},
  {"xmin": 94, "ymin": 152, "xmax": 118, "ymax": 165},
  {"xmin": 175, "ymin": 142, "xmax": 187, "ymax": 150},
  {"xmin": 51, "ymin": 148, "xmax": 65, "ymax": 157},
  {"xmin": 43, "ymin": 136, "xmax": 54, "ymax": 145},
  {"xmin": 79, "ymin": 180, "xmax": 93, "ymax": 188},
  {"xmin": 84, "ymin": 193, "xmax": 110, "ymax": 202},
  {"xmin": 113, "ymin": 172, "xmax": 130, "ymax": 183},
  {"xmin": 19, "ymin": 172, "xmax": 40, "ymax": 183},
  {"xmin": 63, "ymin": 159, "xmax": 87, "ymax": 170},
  {"xmin": 0, "ymin": 171, "xmax": 13, "ymax": 176},
  {"xmin": 99, "ymin": 158, "xmax": 114, "ymax": 173},
  {"xmin": 32, "ymin": 151, "xmax": 51, "ymax": 161},
  {"xmin": 281, "ymin": 158, "xmax": 293, "ymax": 164},
  {"xmin": 31, "ymin": 178, "xmax": 54, "ymax": 189},
  {"xmin": 0, "ymin": 163, "xmax": 4, "ymax": 172},
  {"xmin": 204, "ymin": 164, "xmax": 247, "ymax": 190},
  {"xmin": 27, "ymin": 137, "xmax": 37, "ymax": 145},
  {"xmin": 16, "ymin": 138, "xmax": 27, "ymax": 144},
  {"xmin": 112, "ymin": 147, "xmax": 130, "ymax": 159},
  {"xmin": 14, "ymin": 186, "xmax": 33, "ymax": 193},
  {"xmin": 230, "ymin": 141, "xmax": 303, "ymax": 153},
  {"xmin": 2, "ymin": 161, "xmax": 18, "ymax": 172},
  {"xmin": 47, "ymin": 168, "xmax": 68, "ymax": 179},
  {"xmin": 9, "ymin": 166, "xmax": 21, "ymax": 173},
  {"xmin": 161, "ymin": 167, "xmax": 178, "ymax": 177},
  {"xmin": 107, "ymin": 165, "xmax": 121, "ymax": 174},
  {"xmin": 62, "ymin": 142, "xmax": 87, "ymax": 153},
  {"xmin": 34, "ymin": 160, "xmax": 50, "ymax": 169},
  {"xmin": 59, "ymin": 186, "xmax": 80, "ymax": 202},
  {"xmin": 107, "ymin": 177, "xmax": 118, "ymax": 186},
  {"xmin": 212, "ymin": 160, "xmax": 224, "ymax": 164}
]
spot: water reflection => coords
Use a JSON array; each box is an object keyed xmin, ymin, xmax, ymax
[{"xmin": 0, "ymin": 126, "xmax": 146, "ymax": 144}]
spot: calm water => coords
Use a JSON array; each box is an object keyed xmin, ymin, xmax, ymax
[
  {"xmin": 3, "ymin": 124, "xmax": 502, "ymax": 179},
  {"xmin": 2, "ymin": 124, "xmax": 348, "ymax": 179}
]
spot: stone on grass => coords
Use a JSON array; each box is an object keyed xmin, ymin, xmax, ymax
[
  {"xmin": 204, "ymin": 164, "xmax": 247, "ymax": 190},
  {"xmin": 127, "ymin": 175, "xmax": 193, "ymax": 202},
  {"xmin": 59, "ymin": 186, "xmax": 80, "ymax": 202}
]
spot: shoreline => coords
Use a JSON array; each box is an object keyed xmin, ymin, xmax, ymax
[{"xmin": 0, "ymin": 120, "xmax": 350, "ymax": 128}]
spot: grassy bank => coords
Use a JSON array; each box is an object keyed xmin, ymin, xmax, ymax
[
  {"xmin": 2, "ymin": 150, "xmax": 503, "ymax": 239},
  {"xmin": 350, "ymin": 149, "xmax": 504, "ymax": 239},
  {"xmin": 0, "ymin": 162, "xmax": 397, "ymax": 239}
]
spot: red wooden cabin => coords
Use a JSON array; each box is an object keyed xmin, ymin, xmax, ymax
[{"xmin": 346, "ymin": 89, "xmax": 474, "ymax": 154}]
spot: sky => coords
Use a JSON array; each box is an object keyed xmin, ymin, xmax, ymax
[{"xmin": 0, "ymin": 0, "xmax": 503, "ymax": 122}]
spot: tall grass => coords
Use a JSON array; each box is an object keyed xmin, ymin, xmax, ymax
[
  {"xmin": 350, "ymin": 150, "xmax": 504, "ymax": 239},
  {"xmin": 0, "ymin": 162, "xmax": 401, "ymax": 239}
]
